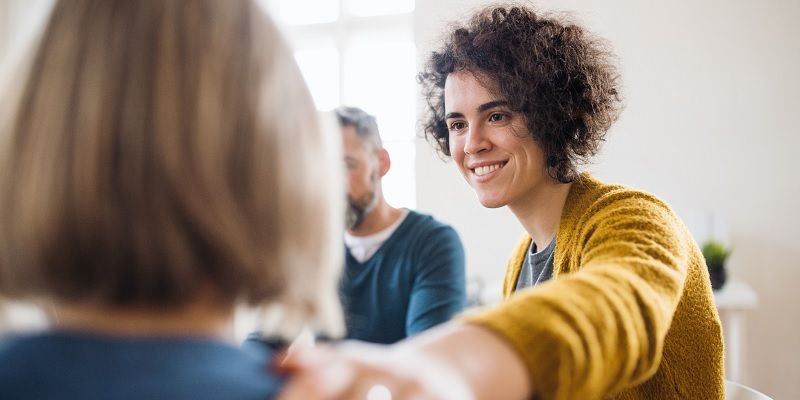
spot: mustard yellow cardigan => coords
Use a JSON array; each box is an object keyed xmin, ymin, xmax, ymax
[{"xmin": 465, "ymin": 174, "xmax": 724, "ymax": 399}]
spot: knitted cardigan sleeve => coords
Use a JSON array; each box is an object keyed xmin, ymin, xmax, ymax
[{"xmin": 463, "ymin": 189, "xmax": 692, "ymax": 400}]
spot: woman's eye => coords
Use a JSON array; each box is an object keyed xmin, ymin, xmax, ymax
[
  {"xmin": 449, "ymin": 121, "xmax": 466, "ymax": 131},
  {"xmin": 489, "ymin": 113, "xmax": 507, "ymax": 122}
]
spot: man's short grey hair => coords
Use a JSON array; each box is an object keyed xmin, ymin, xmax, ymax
[{"xmin": 335, "ymin": 106, "xmax": 382, "ymax": 150}]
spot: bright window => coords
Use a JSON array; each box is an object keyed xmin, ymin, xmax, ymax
[
  {"xmin": 264, "ymin": 0, "xmax": 338, "ymax": 25},
  {"xmin": 258, "ymin": 0, "xmax": 416, "ymax": 209},
  {"xmin": 294, "ymin": 47, "xmax": 340, "ymax": 111},
  {"xmin": 346, "ymin": 0, "xmax": 415, "ymax": 17}
]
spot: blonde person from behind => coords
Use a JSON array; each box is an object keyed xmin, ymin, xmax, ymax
[
  {"xmin": 0, "ymin": 1, "xmax": 342, "ymax": 399},
  {"xmin": 279, "ymin": 4, "xmax": 724, "ymax": 400}
]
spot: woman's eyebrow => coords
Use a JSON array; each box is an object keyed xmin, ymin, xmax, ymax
[
  {"xmin": 477, "ymin": 100, "xmax": 510, "ymax": 113},
  {"xmin": 446, "ymin": 100, "xmax": 509, "ymax": 120}
]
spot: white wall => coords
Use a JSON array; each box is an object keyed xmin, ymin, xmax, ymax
[{"xmin": 414, "ymin": 0, "xmax": 800, "ymax": 398}]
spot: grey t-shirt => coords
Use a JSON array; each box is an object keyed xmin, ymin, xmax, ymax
[{"xmin": 515, "ymin": 239, "xmax": 555, "ymax": 290}]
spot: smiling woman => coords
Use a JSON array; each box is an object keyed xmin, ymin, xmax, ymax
[{"xmin": 278, "ymin": 4, "xmax": 725, "ymax": 400}]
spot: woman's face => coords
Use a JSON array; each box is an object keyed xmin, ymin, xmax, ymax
[{"xmin": 444, "ymin": 71, "xmax": 550, "ymax": 209}]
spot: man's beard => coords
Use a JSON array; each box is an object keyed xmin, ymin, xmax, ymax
[
  {"xmin": 345, "ymin": 171, "xmax": 381, "ymax": 232},
  {"xmin": 345, "ymin": 189, "xmax": 378, "ymax": 230}
]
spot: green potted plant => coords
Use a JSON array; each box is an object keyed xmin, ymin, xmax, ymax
[{"xmin": 701, "ymin": 240, "xmax": 731, "ymax": 290}]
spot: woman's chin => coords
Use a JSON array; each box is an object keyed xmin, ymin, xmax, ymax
[{"xmin": 476, "ymin": 194, "xmax": 507, "ymax": 209}]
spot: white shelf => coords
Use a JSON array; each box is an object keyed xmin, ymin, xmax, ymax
[
  {"xmin": 713, "ymin": 279, "xmax": 758, "ymax": 382},
  {"xmin": 714, "ymin": 280, "xmax": 758, "ymax": 310}
]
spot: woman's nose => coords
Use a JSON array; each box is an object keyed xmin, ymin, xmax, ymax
[{"xmin": 464, "ymin": 126, "xmax": 491, "ymax": 155}]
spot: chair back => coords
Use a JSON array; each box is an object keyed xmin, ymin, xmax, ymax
[{"xmin": 725, "ymin": 380, "xmax": 773, "ymax": 400}]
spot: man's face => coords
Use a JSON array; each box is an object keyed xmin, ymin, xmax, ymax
[{"xmin": 342, "ymin": 125, "xmax": 379, "ymax": 230}]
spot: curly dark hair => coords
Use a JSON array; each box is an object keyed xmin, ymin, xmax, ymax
[{"xmin": 419, "ymin": 4, "xmax": 622, "ymax": 183}]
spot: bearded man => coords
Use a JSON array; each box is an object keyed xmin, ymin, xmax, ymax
[{"xmin": 336, "ymin": 106, "xmax": 466, "ymax": 344}]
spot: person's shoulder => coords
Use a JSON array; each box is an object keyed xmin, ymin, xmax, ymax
[
  {"xmin": 150, "ymin": 337, "xmax": 284, "ymax": 397},
  {"xmin": 0, "ymin": 333, "xmax": 65, "ymax": 395},
  {"xmin": 573, "ymin": 173, "xmax": 675, "ymax": 218},
  {"xmin": 404, "ymin": 210, "xmax": 460, "ymax": 239},
  {"xmin": 0, "ymin": 332, "xmax": 284, "ymax": 400},
  {"xmin": 564, "ymin": 174, "xmax": 687, "ymax": 249},
  {"xmin": 0, "ymin": 333, "xmax": 50, "ymax": 371},
  {"xmin": 0, "ymin": 335, "xmax": 24, "ymax": 375}
]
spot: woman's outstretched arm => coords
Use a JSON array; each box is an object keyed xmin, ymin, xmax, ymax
[{"xmin": 277, "ymin": 322, "xmax": 531, "ymax": 400}]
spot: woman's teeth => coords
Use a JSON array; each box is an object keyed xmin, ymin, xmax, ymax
[{"xmin": 474, "ymin": 163, "xmax": 503, "ymax": 176}]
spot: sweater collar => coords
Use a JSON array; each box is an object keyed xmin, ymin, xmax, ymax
[{"xmin": 552, "ymin": 172, "xmax": 601, "ymax": 276}]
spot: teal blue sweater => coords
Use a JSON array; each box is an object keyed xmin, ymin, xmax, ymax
[{"xmin": 341, "ymin": 210, "xmax": 466, "ymax": 344}]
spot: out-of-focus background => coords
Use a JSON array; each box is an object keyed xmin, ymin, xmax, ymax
[{"xmin": 1, "ymin": 0, "xmax": 798, "ymax": 397}]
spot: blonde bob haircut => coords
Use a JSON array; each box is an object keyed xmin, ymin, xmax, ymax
[{"xmin": 0, "ymin": 0, "xmax": 343, "ymax": 334}]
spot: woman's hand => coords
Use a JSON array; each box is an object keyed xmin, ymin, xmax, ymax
[
  {"xmin": 276, "ymin": 323, "xmax": 531, "ymax": 400},
  {"xmin": 277, "ymin": 341, "xmax": 473, "ymax": 399}
]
